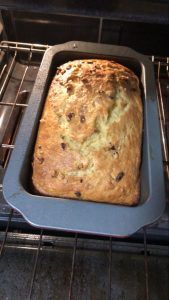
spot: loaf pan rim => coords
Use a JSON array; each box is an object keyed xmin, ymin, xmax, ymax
[{"xmin": 3, "ymin": 41, "xmax": 166, "ymax": 237}]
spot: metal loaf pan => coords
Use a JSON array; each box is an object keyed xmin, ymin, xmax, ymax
[{"xmin": 3, "ymin": 41, "xmax": 166, "ymax": 237}]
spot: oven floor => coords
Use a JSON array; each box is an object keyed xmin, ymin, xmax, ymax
[{"xmin": 0, "ymin": 246, "xmax": 168, "ymax": 300}]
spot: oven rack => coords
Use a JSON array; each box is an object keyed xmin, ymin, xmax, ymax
[{"xmin": 0, "ymin": 41, "xmax": 168, "ymax": 300}]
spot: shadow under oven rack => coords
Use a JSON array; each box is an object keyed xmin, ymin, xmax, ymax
[{"xmin": 0, "ymin": 41, "xmax": 168, "ymax": 300}]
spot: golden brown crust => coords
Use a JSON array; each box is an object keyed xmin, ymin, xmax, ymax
[{"xmin": 32, "ymin": 59, "xmax": 142, "ymax": 205}]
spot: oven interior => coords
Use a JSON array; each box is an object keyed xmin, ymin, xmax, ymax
[{"xmin": 0, "ymin": 1, "xmax": 168, "ymax": 299}]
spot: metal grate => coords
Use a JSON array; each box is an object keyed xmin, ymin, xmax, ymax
[
  {"xmin": 155, "ymin": 56, "xmax": 169, "ymax": 182},
  {"xmin": 0, "ymin": 41, "xmax": 168, "ymax": 300}
]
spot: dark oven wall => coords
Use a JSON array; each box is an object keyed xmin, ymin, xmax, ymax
[{"xmin": 0, "ymin": 0, "xmax": 169, "ymax": 56}]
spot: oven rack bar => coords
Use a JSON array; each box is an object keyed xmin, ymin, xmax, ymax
[
  {"xmin": 0, "ymin": 40, "xmax": 49, "ymax": 53},
  {"xmin": 28, "ymin": 229, "xmax": 43, "ymax": 299},
  {"xmin": 0, "ymin": 40, "xmax": 168, "ymax": 299},
  {"xmin": 156, "ymin": 59, "xmax": 169, "ymax": 179}
]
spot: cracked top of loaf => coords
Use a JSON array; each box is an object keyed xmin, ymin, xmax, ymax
[{"xmin": 32, "ymin": 59, "xmax": 142, "ymax": 205}]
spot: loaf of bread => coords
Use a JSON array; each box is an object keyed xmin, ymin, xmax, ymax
[{"xmin": 32, "ymin": 59, "xmax": 142, "ymax": 205}]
